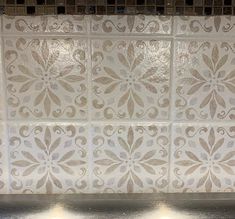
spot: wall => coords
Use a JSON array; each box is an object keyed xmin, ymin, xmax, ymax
[{"xmin": 0, "ymin": 15, "xmax": 235, "ymax": 194}]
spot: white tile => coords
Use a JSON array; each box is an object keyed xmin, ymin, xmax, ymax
[
  {"xmin": 4, "ymin": 37, "xmax": 88, "ymax": 120},
  {"xmin": 3, "ymin": 15, "xmax": 88, "ymax": 33},
  {"xmin": 8, "ymin": 122, "xmax": 89, "ymax": 194},
  {"xmin": 175, "ymin": 16, "xmax": 235, "ymax": 36},
  {"xmin": 91, "ymin": 39, "xmax": 171, "ymax": 120},
  {"xmin": 170, "ymin": 123, "xmax": 235, "ymax": 192},
  {"xmin": 174, "ymin": 40, "xmax": 235, "ymax": 120},
  {"xmin": 91, "ymin": 123, "xmax": 170, "ymax": 193},
  {"xmin": 91, "ymin": 15, "xmax": 172, "ymax": 35}
]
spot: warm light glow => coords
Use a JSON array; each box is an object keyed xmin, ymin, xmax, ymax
[
  {"xmin": 31, "ymin": 204, "xmax": 84, "ymax": 219},
  {"xmin": 159, "ymin": 217, "xmax": 171, "ymax": 219},
  {"xmin": 141, "ymin": 203, "xmax": 194, "ymax": 219}
]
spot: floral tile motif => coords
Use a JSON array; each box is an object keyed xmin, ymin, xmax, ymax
[
  {"xmin": 3, "ymin": 15, "xmax": 88, "ymax": 33},
  {"xmin": 5, "ymin": 37, "xmax": 87, "ymax": 119},
  {"xmin": 91, "ymin": 15, "xmax": 172, "ymax": 35},
  {"xmin": 175, "ymin": 40, "xmax": 235, "ymax": 120},
  {"xmin": 92, "ymin": 124, "xmax": 169, "ymax": 193},
  {"xmin": 8, "ymin": 123, "xmax": 88, "ymax": 194},
  {"xmin": 91, "ymin": 39, "xmax": 171, "ymax": 120},
  {"xmin": 170, "ymin": 124, "xmax": 235, "ymax": 193},
  {"xmin": 175, "ymin": 16, "xmax": 235, "ymax": 36},
  {"xmin": 0, "ymin": 123, "xmax": 8, "ymax": 194}
]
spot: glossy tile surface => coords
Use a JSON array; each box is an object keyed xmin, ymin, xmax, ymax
[
  {"xmin": 92, "ymin": 124, "xmax": 170, "ymax": 193},
  {"xmin": 3, "ymin": 15, "xmax": 88, "ymax": 33},
  {"xmin": 4, "ymin": 37, "xmax": 88, "ymax": 119},
  {"xmin": 174, "ymin": 40, "xmax": 235, "ymax": 120},
  {"xmin": 0, "ymin": 15, "xmax": 234, "ymax": 194},
  {"xmin": 175, "ymin": 16, "xmax": 235, "ymax": 36},
  {"xmin": 91, "ymin": 39, "xmax": 171, "ymax": 120},
  {"xmin": 8, "ymin": 123, "xmax": 89, "ymax": 194},
  {"xmin": 170, "ymin": 124, "xmax": 235, "ymax": 192},
  {"xmin": 91, "ymin": 15, "xmax": 172, "ymax": 35}
]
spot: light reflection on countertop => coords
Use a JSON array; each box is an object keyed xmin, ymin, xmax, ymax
[
  {"xmin": 30, "ymin": 203, "xmax": 198, "ymax": 219},
  {"xmin": 0, "ymin": 193, "xmax": 234, "ymax": 219}
]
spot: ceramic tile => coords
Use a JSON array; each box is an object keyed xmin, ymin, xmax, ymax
[
  {"xmin": 3, "ymin": 15, "xmax": 88, "ymax": 34},
  {"xmin": 91, "ymin": 39, "xmax": 171, "ymax": 120},
  {"xmin": 4, "ymin": 37, "xmax": 88, "ymax": 119},
  {"xmin": 91, "ymin": 123, "xmax": 170, "ymax": 193},
  {"xmin": 8, "ymin": 123, "xmax": 88, "ymax": 194},
  {"xmin": 91, "ymin": 15, "xmax": 172, "ymax": 35},
  {"xmin": 170, "ymin": 124, "xmax": 235, "ymax": 193},
  {"xmin": 0, "ymin": 42, "xmax": 4, "ymax": 121},
  {"xmin": 175, "ymin": 16, "xmax": 235, "ymax": 36},
  {"xmin": 174, "ymin": 40, "xmax": 235, "ymax": 120},
  {"xmin": 0, "ymin": 123, "xmax": 8, "ymax": 194}
]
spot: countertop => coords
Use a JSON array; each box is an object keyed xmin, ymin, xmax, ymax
[{"xmin": 0, "ymin": 193, "xmax": 235, "ymax": 218}]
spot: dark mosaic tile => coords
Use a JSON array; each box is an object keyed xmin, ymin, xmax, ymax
[
  {"xmin": 27, "ymin": 5, "xmax": 35, "ymax": 14},
  {"xmin": 0, "ymin": 0, "xmax": 234, "ymax": 15}
]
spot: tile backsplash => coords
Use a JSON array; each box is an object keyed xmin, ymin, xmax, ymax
[{"xmin": 0, "ymin": 15, "xmax": 235, "ymax": 194}]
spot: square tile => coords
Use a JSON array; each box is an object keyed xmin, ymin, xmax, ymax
[
  {"xmin": 91, "ymin": 39, "xmax": 171, "ymax": 120},
  {"xmin": 91, "ymin": 123, "xmax": 170, "ymax": 193},
  {"xmin": 8, "ymin": 122, "xmax": 89, "ymax": 194},
  {"xmin": 170, "ymin": 124, "xmax": 235, "ymax": 192},
  {"xmin": 3, "ymin": 15, "xmax": 88, "ymax": 33},
  {"xmin": 0, "ymin": 123, "xmax": 8, "ymax": 194},
  {"xmin": 174, "ymin": 40, "xmax": 235, "ymax": 120},
  {"xmin": 175, "ymin": 16, "xmax": 235, "ymax": 36},
  {"xmin": 4, "ymin": 37, "xmax": 88, "ymax": 119},
  {"xmin": 91, "ymin": 15, "xmax": 172, "ymax": 35}
]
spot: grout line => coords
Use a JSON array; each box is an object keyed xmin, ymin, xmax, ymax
[
  {"xmin": 1, "ymin": 33, "xmax": 174, "ymax": 40},
  {"xmin": 174, "ymin": 35, "xmax": 235, "ymax": 41},
  {"xmin": 87, "ymin": 15, "xmax": 93, "ymax": 194},
  {"xmin": 0, "ymin": 15, "xmax": 11, "ymax": 194},
  {"xmin": 5, "ymin": 119, "xmax": 235, "ymax": 125},
  {"xmin": 167, "ymin": 17, "xmax": 176, "ymax": 193}
]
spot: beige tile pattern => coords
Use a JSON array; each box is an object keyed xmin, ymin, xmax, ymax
[
  {"xmin": 91, "ymin": 15, "xmax": 172, "ymax": 35},
  {"xmin": 175, "ymin": 16, "xmax": 235, "ymax": 36},
  {"xmin": 92, "ymin": 124, "xmax": 170, "ymax": 193},
  {"xmin": 174, "ymin": 40, "xmax": 235, "ymax": 120},
  {"xmin": 91, "ymin": 39, "xmax": 171, "ymax": 120},
  {"xmin": 0, "ymin": 15, "xmax": 234, "ymax": 194},
  {"xmin": 4, "ymin": 37, "xmax": 88, "ymax": 119},
  {"xmin": 0, "ymin": 123, "xmax": 8, "ymax": 194},
  {"xmin": 8, "ymin": 123, "xmax": 88, "ymax": 194},
  {"xmin": 3, "ymin": 15, "xmax": 88, "ymax": 33},
  {"xmin": 170, "ymin": 124, "xmax": 235, "ymax": 193}
]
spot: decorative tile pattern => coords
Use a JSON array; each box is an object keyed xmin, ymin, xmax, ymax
[
  {"xmin": 3, "ymin": 15, "xmax": 88, "ymax": 33},
  {"xmin": 171, "ymin": 124, "xmax": 235, "ymax": 193},
  {"xmin": 0, "ymin": 15, "xmax": 235, "ymax": 195},
  {"xmin": 175, "ymin": 40, "xmax": 235, "ymax": 120},
  {"xmin": 4, "ymin": 37, "xmax": 88, "ymax": 119},
  {"xmin": 175, "ymin": 16, "xmax": 235, "ymax": 36},
  {"xmin": 0, "ymin": 123, "xmax": 7, "ymax": 194},
  {"xmin": 91, "ymin": 15, "xmax": 172, "ymax": 35},
  {"xmin": 9, "ymin": 123, "xmax": 88, "ymax": 194},
  {"xmin": 91, "ymin": 39, "xmax": 171, "ymax": 120},
  {"xmin": 92, "ymin": 124, "xmax": 170, "ymax": 193}
]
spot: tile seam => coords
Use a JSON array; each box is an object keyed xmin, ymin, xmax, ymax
[
  {"xmin": 87, "ymin": 15, "xmax": 93, "ymax": 194},
  {"xmin": 1, "ymin": 15, "xmax": 11, "ymax": 194}
]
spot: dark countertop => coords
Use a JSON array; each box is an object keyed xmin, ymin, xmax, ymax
[{"xmin": 0, "ymin": 193, "xmax": 235, "ymax": 218}]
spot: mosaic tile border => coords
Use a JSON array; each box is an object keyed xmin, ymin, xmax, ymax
[{"xmin": 0, "ymin": 1, "xmax": 235, "ymax": 15}]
